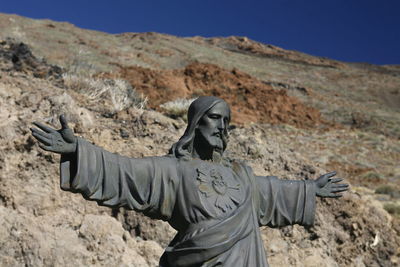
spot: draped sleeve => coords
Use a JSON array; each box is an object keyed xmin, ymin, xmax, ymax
[
  {"xmin": 59, "ymin": 138, "xmax": 180, "ymax": 221},
  {"xmin": 256, "ymin": 175, "xmax": 316, "ymax": 228}
]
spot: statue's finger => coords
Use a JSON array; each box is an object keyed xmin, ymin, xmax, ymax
[
  {"xmin": 59, "ymin": 115, "xmax": 70, "ymax": 129},
  {"xmin": 30, "ymin": 127, "xmax": 51, "ymax": 139},
  {"xmin": 32, "ymin": 132, "xmax": 52, "ymax": 146},
  {"xmin": 32, "ymin": 122, "xmax": 56, "ymax": 133},
  {"xmin": 329, "ymin": 178, "xmax": 343, "ymax": 183},
  {"xmin": 328, "ymin": 193, "xmax": 343, "ymax": 198},
  {"xmin": 332, "ymin": 183, "xmax": 349, "ymax": 188},
  {"xmin": 331, "ymin": 187, "xmax": 349, "ymax": 193},
  {"xmin": 325, "ymin": 171, "xmax": 337, "ymax": 178}
]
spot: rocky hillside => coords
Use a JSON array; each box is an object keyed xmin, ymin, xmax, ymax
[{"xmin": 0, "ymin": 13, "xmax": 399, "ymax": 266}]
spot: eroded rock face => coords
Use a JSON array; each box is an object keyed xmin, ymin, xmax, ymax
[
  {"xmin": 0, "ymin": 39, "xmax": 399, "ymax": 266},
  {"xmin": 110, "ymin": 62, "xmax": 326, "ymax": 128},
  {"xmin": 0, "ymin": 38, "xmax": 63, "ymax": 86}
]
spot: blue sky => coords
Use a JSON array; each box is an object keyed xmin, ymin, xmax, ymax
[{"xmin": 1, "ymin": 0, "xmax": 399, "ymax": 65}]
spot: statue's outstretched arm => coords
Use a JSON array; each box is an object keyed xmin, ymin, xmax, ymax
[
  {"xmin": 256, "ymin": 171, "xmax": 348, "ymax": 227},
  {"xmin": 30, "ymin": 115, "xmax": 77, "ymax": 154},
  {"xmin": 30, "ymin": 115, "xmax": 179, "ymax": 219}
]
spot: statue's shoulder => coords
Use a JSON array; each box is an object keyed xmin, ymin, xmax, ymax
[
  {"xmin": 223, "ymin": 157, "xmax": 245, "ymax": 166},
  {"xmin": 161, "ymin": 154, "xmax": 181, "ymax": 163},
  {"xmin": 225, "ymin": 157, "xmax": 247, "ymax": 167},
  {"xmin": 163, "ymin": 154, "xmax": 195, "ymax": 169},
  {"xmin": 223, "ymin": 157, "xmax": 252, "ymax": 174},
  {"xmin": 143, "ymin": 155, "xmax": 180, "ymax": 168}
]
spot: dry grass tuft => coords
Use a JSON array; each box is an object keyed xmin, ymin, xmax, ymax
[
  {"xmin": 160, "ymin": 98, "xmax": 196, "ymax": 120},
  {"xmin": 63, "ymin": 73, "xmax": 147, "ymax": 113},
  {"xmin": 383, "ymin": 202, "xmax": 400, "ymax": 217},
  {"xmin": 375, "ymin": 185, "xmax": 400, "ymax": 199}
]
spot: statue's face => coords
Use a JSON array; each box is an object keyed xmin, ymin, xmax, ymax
[{"xmin": 196, "ymin": 102, "xmax": 230, "ymax": 151}]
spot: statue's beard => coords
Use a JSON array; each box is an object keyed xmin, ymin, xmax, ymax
[
  {"xmin": 210, "ymin": 133, "xmax": 228, "ymax": 162},
  {"xmin": 210, "ymin": 131, "xmax": 228, "ymax": 153},
  {"xmin": 220, "ymin": 132, "xmax": 228, "ymax": 151},
  {"xmin": 194, "ymin": 129, "xmax": 228, "ymax": 155}
]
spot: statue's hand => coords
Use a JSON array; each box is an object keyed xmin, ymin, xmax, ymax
[
  {"xmin": 315, "ymin": 171, "xmax": 349, "ymax": 198},
  {"xmin": 30, "ymin": 115, "xmax": 77, "ymax": 154}
]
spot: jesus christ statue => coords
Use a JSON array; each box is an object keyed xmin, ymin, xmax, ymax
[{"xmin": 31, "ymin": 96, "xmax": 348, "ymax": 266}]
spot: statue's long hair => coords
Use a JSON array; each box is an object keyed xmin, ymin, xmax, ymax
[{"xmin": 169, "ymin": 96, "xmax": 230, "ymax": 160}]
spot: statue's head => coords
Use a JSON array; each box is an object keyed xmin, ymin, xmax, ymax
[{"xmin": 169, "ymin": 96, "xmax": 231, "ymax": 159}]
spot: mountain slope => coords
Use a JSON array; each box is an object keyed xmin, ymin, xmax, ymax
[{"xmin": 0, "ymin": 13, "xmax": 399, "ymax": 266}]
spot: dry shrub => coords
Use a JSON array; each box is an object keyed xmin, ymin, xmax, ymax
[
  {"xmin": 160, "ymin": 98, "xmax": 196, "ymax": 120},
  {"xmin": 383, "ymin": 203, "xmax": 400, "ymax": 217},
  {"xmin": 360, "ymin": 171, "xmax": 383, "ymax": 180},
  {"xmin": 62, "ymin": 54, "xmax": 147, "ymax": 114},
  {"xmin": 375, "ymin": 185, "xmax": 400, "ymax": 199},
  {"xmin": 63, "ymin": 73, "xmax": 147, "ymax": 113}
]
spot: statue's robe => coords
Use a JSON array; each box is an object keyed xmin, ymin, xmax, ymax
[{"xmin": 60, "ymin": 138, "xmax": 316, "ymax": 267}]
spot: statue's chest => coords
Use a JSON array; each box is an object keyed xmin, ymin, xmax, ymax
[{"xmin": 193, "ymin": 161, "xmax": 245, "ymax": 215}]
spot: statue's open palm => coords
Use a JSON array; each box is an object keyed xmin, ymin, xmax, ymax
[
  {"xmin": 30, "ymin": 115, "xmax": 77, "ymax": 154},
  {"xmin": 315, "ymin": 171, "xmax": 349, "ymax": 198}
]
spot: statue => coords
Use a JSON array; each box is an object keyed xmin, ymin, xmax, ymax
[{"xmin": 30, "ymin": 96, "xmax": 349, "ymax": 266}]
